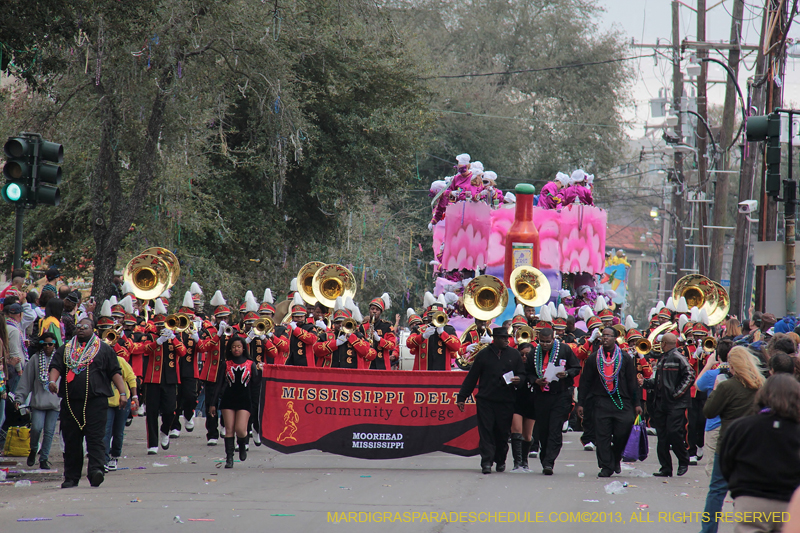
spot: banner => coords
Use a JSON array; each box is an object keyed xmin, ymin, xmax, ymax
[{"xmin": 260, "ymin": 365, "xmax": 479, "ymax": 459}]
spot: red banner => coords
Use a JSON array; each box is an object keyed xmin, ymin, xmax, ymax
[{"xmin": 259, "ymin": 365, "xmax": 479, "ymax": 459}]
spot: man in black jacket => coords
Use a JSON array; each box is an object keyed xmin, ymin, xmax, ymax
[
  {"xmin": 457, "ymin": 328, "xmax": 525, "ymax": 474},
  {"xmin": 578, "ymin": 327, "xmax": 643, "ymax": 477},
  {"xmin": 642, "ymin": 332, "xmax": 695, "ymax": 477},
  {"xmin": 527, "ymin": 327, "xmax": 581, "ymax": 475}
]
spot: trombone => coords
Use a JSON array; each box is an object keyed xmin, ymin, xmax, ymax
[
  {"xmin": 514, "ymin": 325, "xmax": 534, "ymax": 345},
  {"xmin": 341, "ymin": 317, "xmax": 358, "ymax": 336},
  {"xmin": 100, "ymin": 326, "xmax": 123, "ymax": 345},
  {"xmin": 702, "ymin": 337, "xmax": 717, "ymax": 353},
  {"xmin": 634, "ymin": 338, "xmax": 652, "ymax": 356},
  {"xmin": 253, "ymin": 317, "xmax": 275, "ymax": 336},
  {"xmin": 165, "ymin": 313, "xmax": 192, "ymax": 333},
  {"xmin": 431, "ymin": 310, "xmax": 449, "ymax": 328}
]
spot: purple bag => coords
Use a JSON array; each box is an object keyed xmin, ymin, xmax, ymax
[{"xmin": 622, "ymin": 415, "xmax": 647, "ymax": 462}]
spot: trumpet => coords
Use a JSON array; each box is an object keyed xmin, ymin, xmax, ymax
[
  {"xmin": 515, "ymin": 325, "xmax": 534, "ymax": 345},
  {"xmin": 341, "ymin": 317, "xmax": 358, "ymax": 336},
  {"xmin": 253, "ymin": 317, "xmax": 274, "ymax": 336},
  {"xmin": 635, "ymin": 338, "xmax": 652, "ymax": 356},
  {"xmin": 100, "ymin": 326, "xmax": 123, "ymax": 345},
  {"xmin": 431, "ymin": 310, "xmax": 449, "ymax": 328},
  {"xmin": 702, "ymin": 337, "xmax": 717, "ymax": 353},
  {"xmin": 165, "ymin": 313, "xmax": 192, "ymax": 332},
  {"xmin": 222, "ymin": 325, "xmax": 235, "ymax": 337}
]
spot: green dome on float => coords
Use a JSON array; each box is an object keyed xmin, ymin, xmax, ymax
[{"xmin": 515, "ymin": 183, "xmax": 536, "ymax": 195}]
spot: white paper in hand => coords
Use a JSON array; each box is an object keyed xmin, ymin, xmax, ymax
[
  {"xmin": 502, "ymin": 371, "xmax": 515, "ymax": 385},
  {"xmin": 544, "ymin": 364, "xmax": 565, "ymax": 383}
]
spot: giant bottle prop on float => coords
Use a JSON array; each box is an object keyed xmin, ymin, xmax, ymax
[{"xmin": 503, "ymin": 183, "xmax": 540, "ymax": 286}]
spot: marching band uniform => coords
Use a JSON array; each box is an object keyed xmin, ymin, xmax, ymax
[
  {"xmin": 197, "ymin": 291, "xmax": 231, "ymax": 445},
  {"xmin": 407, "ymin": 303, "xmax": 460, "ymax": 370},
  {"xmin": 170, "ymin": 292, "xmax": 202, "ymax": 438},
  {"xmin": 258, "ymin": 289, "xmax": 284, "ymax": 365},
  {"xmin": 284, "ymin": 294, "xmax": 318, "ymax": 367},
  {"xmin": 687, "ymin": 310, "xmax": 710, "ymax": 464},
  {"xmin": 405, "ymin": 309, "xmax": 423, "ymax": 362},
  {"xmin": 141, "ymin": 300, "xmax": 187, "ymax": 454},
  {"xmin": 362, "ymin": 294, "xmax": 397, "ymax": 370},
  {"xmin": 314, "ymin": 305, "xmax": 374, "ymax": 369}
]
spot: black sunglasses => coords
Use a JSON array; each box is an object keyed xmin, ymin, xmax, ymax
[{"xmin": 40, "ymin": 341, "xmax": 56, "ymax": 345}]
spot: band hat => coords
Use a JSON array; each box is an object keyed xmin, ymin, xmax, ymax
[
  {"xmin": 625, "ymin": 329, "xmax": 644, "ymax": 342},
  {"xmin": 624, "ymin": 315, "xmax": 638, "ymax": 331},
  {"xmin": 123, "ymin": 313, "xmax": 137, "ymax": 325},
  {"xmin": 586, "ymin": 316, "xmax": 603, "ymax": 330},
  {"xmin": 213, "ymin": 305, "xmax": 232, "ymax": 317},
  {"xmin": 263, "ymin": 288, "xmax": 274, "ymax": 305},
  {"xmin": 579, "ymin": 305, "xmax": 594, "ymax": 322},
  {"xmin": 289, "ymin": 278, "xmax": 298, "ymax": 292},
  {"xmin": 99, "ymin": 300, "xmax": 113, "ymax": 318},
  {"xmin": 190, "ymin": 282, "xmax": 203, "ymax": 295},
  {"xmin": 121, "ymin": 281, "xmax": 135, "ymax": 296},
  {"xmin": 159, "ymin": 288, "xmax": 171, "ymax": 299},
  {"xmin": 423, "ymin": 291, "xmax": 436, "ymax": 309},
  {"xmin": 333, "ymin": 308, "xmax": 353, "ymax": 321},
  {"xmin": 406, "ymin": 307, "xmax": 422, "ymax": 325},
  {"xmin": 154, "ymin": 299, "xmax": 168, "ymax": 316},
  {"xmin": 369, "ymin": 293, "xmax": 391, "ymax": 312},
  {"xmin": 97, "ymin": 316, "xmax": 115, "ymax": 328},
  {"xmin": 593, "ymin": 297, "xmax": 607, "ymax": 314},
  {"xmin": 120, "ymin": 295, "xmax": 135, "ymax": 315},
  {"xmin": 290, "ymin": 293, "xmax": 307, "ymax": 315},
  {"xmin": 513, "ymin": 303, "xmax": 525, "ymax": 318},
  {"xmin": 676, "ymin": 296, "xmax": 690, "ymax": 314},
  {"xmin": 243, "ymin": 310, "xmax": 259, "ymax": 322},
  {"xmin": 665, "ymin": 297, "xmax": 676, "ymax": 312},
  {"xmin": 258, "ymin": 302, "xmax": 276, "ymax": 314},
  {"xmin": 648, "ymin": 307, "xmax": 657, "ymax": 321},
  {"xmin": 657, "ymin": 307, "xmax": 672, "ymax": 320},
  {"xmin": 181, "ymin": 291, "xmax": 195, "ymax": 309},
  {"xmin": 210, "ymin": 290, "xmax": 226, "ymax": 307},
  {"xmin": 538, "ymin": 305, "xmax": 553, "ymax": 324}
]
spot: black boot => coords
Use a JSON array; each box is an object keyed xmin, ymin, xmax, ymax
[
  {"xmin": 224, "ymin": 437, "xmax": 235, "ymax": 468},
  {"xmin": 510, "ymin": 433, "xmax": 524, "ymax": 471},
  {"xmin": 520, "ymin": 440, "xmax": 532, "ymax": 471},
  {"xmin": 238, "ymin": 436, "xmax": 248, "ymax": 462}
]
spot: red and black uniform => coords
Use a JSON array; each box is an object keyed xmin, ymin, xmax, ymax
[
  {"xmin": 361, "ymin": 320, "xmax": 397, "ymax": 370},
  {"xmin": 142, "ymin": 332, "xmax": 187, "ymax": 449},
  {"xmin": 197, "ymin": 322, "xmax": 225, "ymax": 441},
  {"xmin": 407, "ymin": 324, "xmax": 461, "ymax": 370},
  {"xmin": 284, "ymin": 322, "xmax": 317, "ymax": 367},
  {"xmin": 314, "ymin": 329, "xmax": 374, "ymax": 369},
  {"xmin": 171, "ymin": 330, "xmax": 201, "ymax": 434}
]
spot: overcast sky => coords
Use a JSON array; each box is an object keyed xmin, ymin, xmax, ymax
[{"xmin": 596, "ymin": 0, "xmax": 800, "ymax": 137}]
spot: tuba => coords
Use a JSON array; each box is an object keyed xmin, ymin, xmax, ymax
[
  {"xmin": 297, "ymin": 261, "xmax": 325, "ymax": 306},
  {"xmin": 612, "ymin": 324, "xmax": 627, "ymax": 345},
  {"xmin": 515, "ymin": 324, "xmax": 534, "ymax": 345},
  {"xmin": 463, "ymin": 275, "xmax": 509, "ymax": 321},
  {"xmin": 431, "ymin": 310, "xmax": 449, "ymax": 328},
  {"xmin": 509, "ymin": 266, "xmax": 551, "ymax": 308},
  {"xmin": 253, "ymin": 317, "xmax": 274, "ymax": 336},
  {"xmin": 672, "ymin": 274, "xmax": 730, "ymax": 326},
  {"xmin": 312, "ymin": 264, "xmax": 357, "ymax": 308},
  {"xmin": 123, "ymin": 248, "xmax": 180, "ymax": 301},
  {"xmin": 647, "ymin": 322, "xmax": 677, "ymax": 353}
]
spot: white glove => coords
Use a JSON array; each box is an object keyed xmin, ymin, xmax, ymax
[
  {"xmin": 422, "ymin": 327, "xmax": 435, "ymax": 339},
  {"xmin": 373, "ymin": 332, "xmax": 381, "ymax": 342},
  {"xmin": 436, "ymin": 326, "xmax": 444, "ymax": 335},
  {"xmin": 467, "ymin": 343, "xmax": 479, "ymax": 354},
  {"xmin": 480, "ymin": 334, "xmax": 491, "ymax": 344},
  {"xmin": 589, "ymin": 329, "xmax": 601, "ymax": 343},
  {"xmin": 267, "ymin": 331, "xmax": 274, "ymax": 338},
  {"xmin": 290, "ymin": 321, "xmax": 298, "ymax": 330},
  {"xmin": 218, "ymin": 321, "xmax": 228, "ymax": 333},
  {"xmin": 315, "ymin": 320, "xmax": 327, "ymax": 330},
  {"xmin": 156, "ymin": 330, "xmax": 171, "ymax": 345},
  {"xmin": 336, "ymin": 334, "xmax": 348, "ymax": 347},
  {"xmin": 194, "ymin": 318, "xmax": 203, "ymax": 329},
  {"xmin": 427, "ymin": 222, "xmax": 435, "ymax": 231},
  {"xmin": 245, "ymin": 335, "xmax": 254, "ymax": 344},
  {"xmin": 247, "ymin": 328, "xmax": 257, "ymax": 339},
  {"xmin": 191, "ymin": 331, "xmax": 200, "ymax": 342},
  {"xmin": 259, "ymin": 334, "xmax": 266, "ymax": 340}
]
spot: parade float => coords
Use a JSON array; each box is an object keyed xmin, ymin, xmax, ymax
[{"xmin": 425, "ymin": 154, "xmax": 609, "ymax": 349}]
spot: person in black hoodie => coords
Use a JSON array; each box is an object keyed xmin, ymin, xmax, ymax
[
  {"xmin": 719, "ymin": 374, "xmax": 800, "ymax": 532},
  {"xmin": 457, "ymin": 328, "xmax": 525, "ymax": 475}
]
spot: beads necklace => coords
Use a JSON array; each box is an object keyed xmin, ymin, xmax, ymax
[{"xmin": 597, "ymin": 345, "xmax": 624, "ymax": 410}]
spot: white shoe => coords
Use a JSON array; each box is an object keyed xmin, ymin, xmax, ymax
[
  {"xmin": 169, "ymin": 429, "xmax": 181, "ymax": 438},
  {"xmin": 696, "ymin": 446, "xmax": 704, "ymax": 460},
  {"xmin": 185, "ymin": 417, "xmax": 194, "ymax": 432},
  {"xmin": 221, "ymin": 426, "xmax": 226, "ymax": 437},
  {"xmin": 689, "ymin": 456, "xmax": 698, "ymax": 465},
  {"xmin": 562, "ymin": 421, "xmax": 570, "ymax": 432},
  {"xmin": 646, "ymin": 427, "xmax": 657, "ymax": 436},
  {"xmin": 583, "ymin": 442, "xmax": 596, "ymax": 451},
  {"xmin": 138, "ymin": 405, "xmax": 145, "ymax": 416},
  {"xmin": 147, "ymin": 447, "xmax": 158, "ymax": 455},
  {"xmin": 107, "ymin": 458, "xmax": 118, "ymax": 471},
  {"xmin": 252, "ymin": 432, "xmax": 261, "ymax": 446},
  {"xmin": 160, "ymin": 432, "xmax": 170, "ymax": 450},
  {"xmin": 207, "ymin": 438, "xmax": 218, "ymax": 446},
  {"xmin": 529, "ymin": 450, "xmax": 538, "ymax": 458}
]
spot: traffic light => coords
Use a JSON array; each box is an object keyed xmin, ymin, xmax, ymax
[
  {"xmin": 746, "ymin": 112, "xmax": 781, "ymax": 197},
  {"xmin": 1, "ymin": 135, "xmax": 63, "ymax": 206},
  {"xmin": 2, "ymin": 137, "xmax": 34, "ymax": 204},
  {"xmin": 35, "ymin": 140, "xmax": 63, "ymax": 206}
]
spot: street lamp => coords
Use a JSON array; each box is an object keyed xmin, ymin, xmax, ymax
[{"xmin": 650, "ymin": 207, "xmax": 659, "ymax": 218}]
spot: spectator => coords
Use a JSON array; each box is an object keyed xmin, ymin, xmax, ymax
[
  {"xmin": 700, "ymin": 345, "xmax": 765, "ymax": 533},
  {"xmin": 0, "ymin": 315, "xmax": 8, "ymax": 431},
  {"xmin": 38, "ymin": 289, "xmax": 56, "ymax": 311},
  {"xmin": 39, "ymin": 298, "xmax": 65, "ymax": 347},
  {"xmin": 767, "ymin": 334, "xmax": 796, "ymax": 359},
  {"xmin": 719, "ymin": 374, "xmax": 800, "ymax": 532},
  {"xmin": 769, "ymin": 354, "xmax": 795, "ymax": 376},
  {"xmin": 109, "ymin": 271, "xmax": 124, "ymax": 301},
  {"xmin": 104, "ymin": 353, "xmax": 138, "ymax": 472},
  {"xmin": 36, "ymin": 266, "xmax": 61, "ymax": 295},
  {"xmin": 58, "ymin": 285, "xmax": 71, "ymax": 300},
  {"xmin": 13, "ymin": 331, "xmax": 60, "ymax": 469},
  {"xmin": 3, "ymin": 303, "xmax": 26, "ymax": 393},
  {"xmin": 62, "ymin": 291, "xmax": 80, "ymax": 341},
  {"xmin": 0, "ymin": 269, "xmax": 26, "ymax": 311},
  {"xmin": 723, "ymin": 318, "xmax": 742, "ymax": 339}
]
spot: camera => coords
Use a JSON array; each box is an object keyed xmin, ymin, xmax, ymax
[{"xmin": 738, "ymin": 200, "xmax": 758, "ymax": 214}]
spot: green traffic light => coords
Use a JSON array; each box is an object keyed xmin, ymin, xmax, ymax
[{"xmin": 6, "ymin": 183, "xmax": 22, "ymax": 201}]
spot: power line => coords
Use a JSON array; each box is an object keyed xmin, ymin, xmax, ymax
[
  {"xmin": 433, "ymin": 109, "xmax": 635, "ymax": 129},
  {"xmin": 419, "ymin": 53, "xmax": 657, "ymax": 80}
]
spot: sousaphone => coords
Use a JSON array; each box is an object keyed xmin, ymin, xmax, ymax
[
  {"xmin": 297, "ymin": 261, "xmax": 325, "ymax": 306},
  {"xmin": 672, "ymin": 274, "xmax": 730, "ymax": 326},
  {"xmin": 457, "ymin": 275, "xmax": 508, "ymax": 370},
  {"xmin": 647, "ymin": 321, "xmax": 677, "ymax": 353},
  {"xmin": 123, "ymin": 249, "xmax": 180, "ymax": 301},
  {"xmin": 509, "ymin": 266, "xmax": 551, "ymax": 308},
  {"xmin": 312, "ymin": 264, "xmax": 357, "ymax": 308}
]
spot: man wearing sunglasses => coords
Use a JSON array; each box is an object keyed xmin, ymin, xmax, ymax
[{"xmin": 48, "ymin": 317, "xmax": 126, "ymax": 488}]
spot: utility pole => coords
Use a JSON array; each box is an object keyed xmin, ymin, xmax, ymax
[
  {"xmin": 672, "ymin": 0, "xmax": 686, "ymax": 285},
  {"xmin": 710, "ymin": 0, "xmax": 745, "ymax": 283},
  {"xmin": 696, "ymin": 0, "xmax": 709, "ymax": 276}
]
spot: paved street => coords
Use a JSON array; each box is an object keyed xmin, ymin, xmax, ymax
[{"xmin": 1, "ymin": 416, "xmax": 729, "ymax": 533}]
